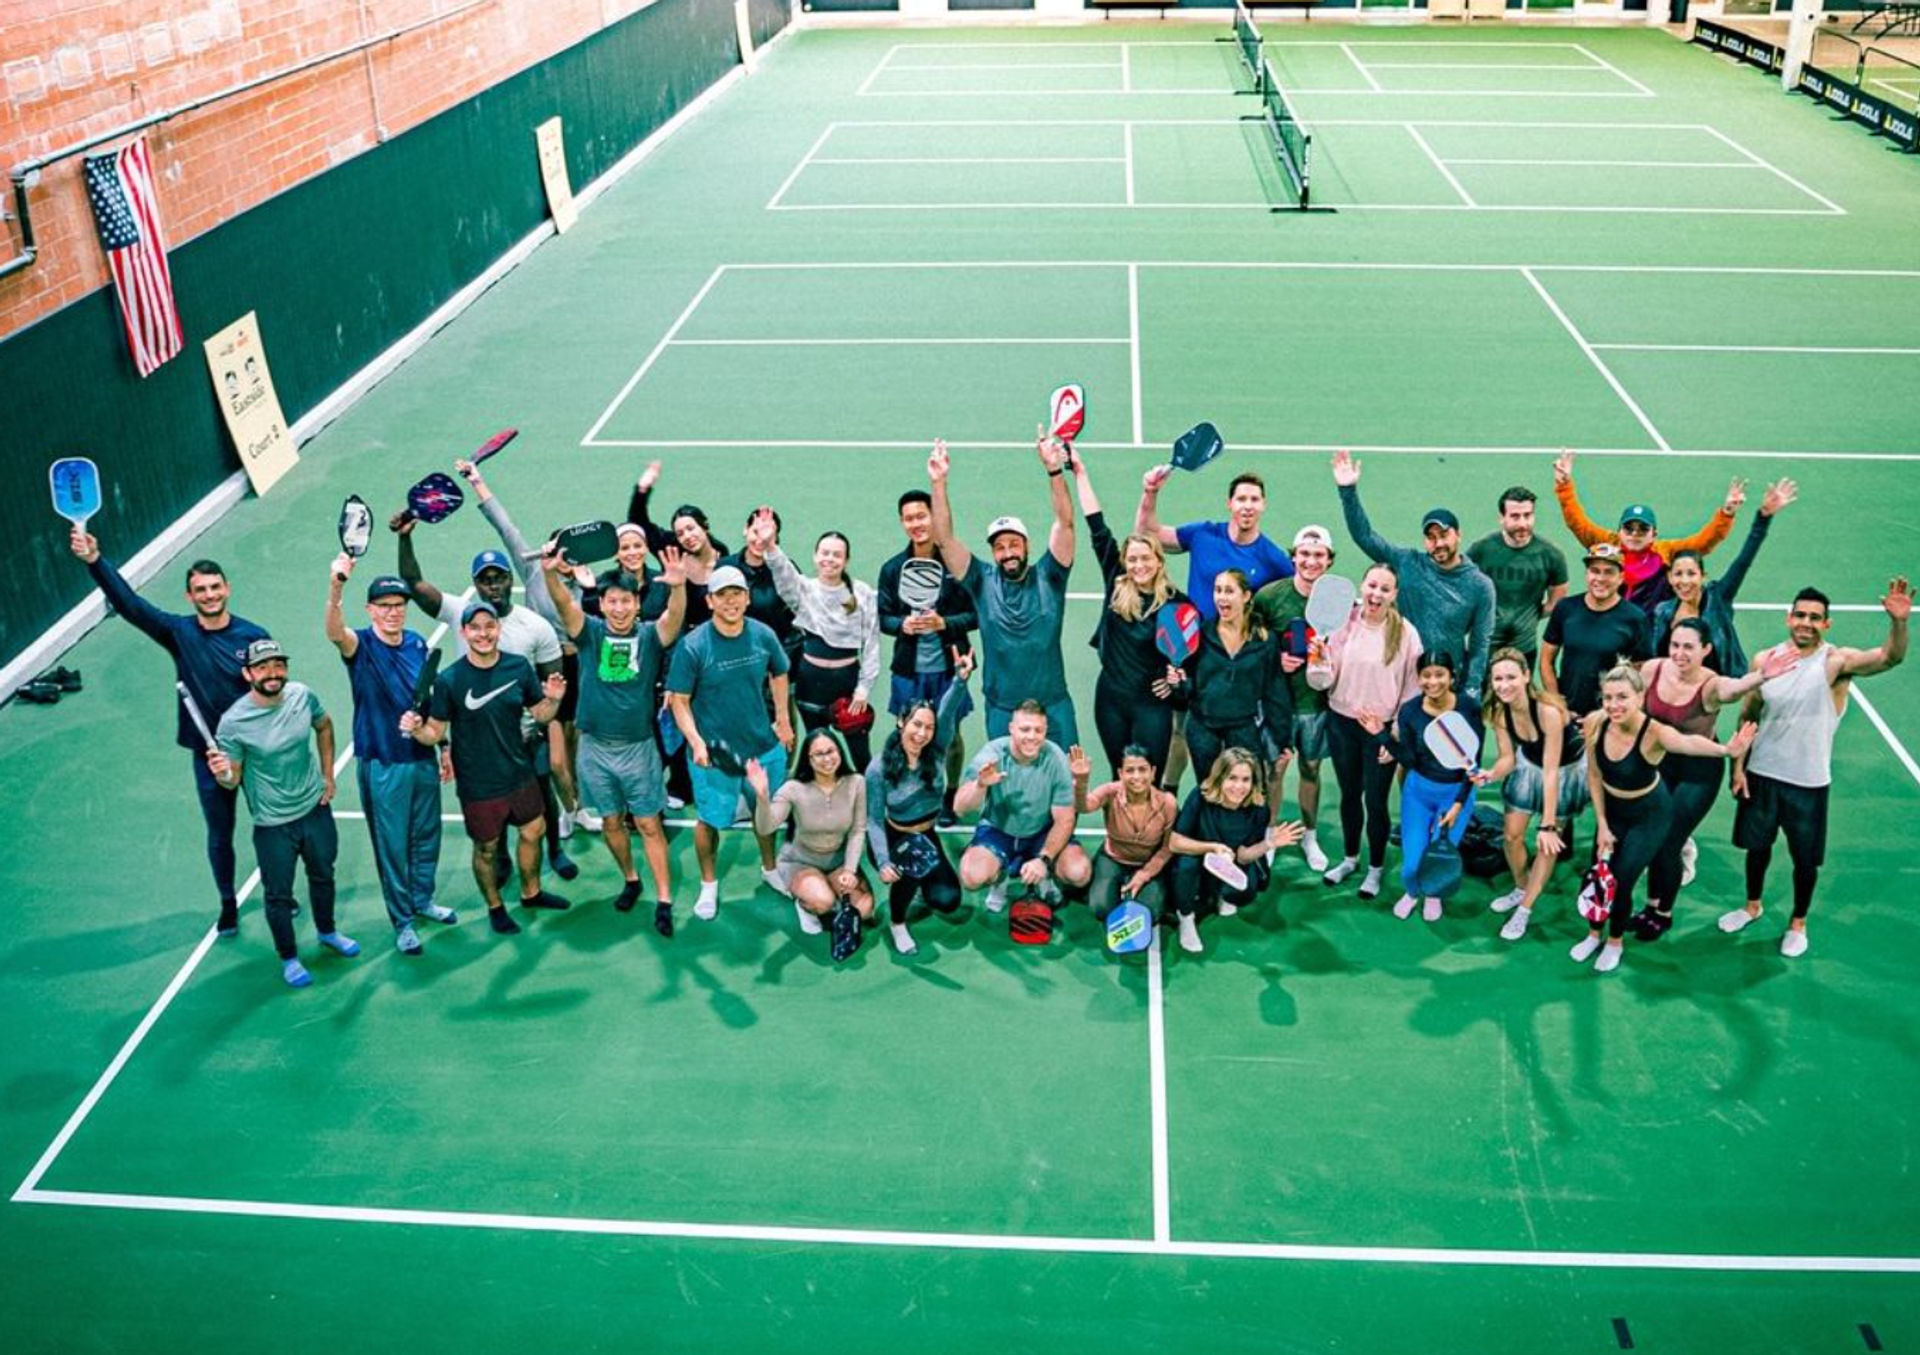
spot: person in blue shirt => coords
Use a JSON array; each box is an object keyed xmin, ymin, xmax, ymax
[
  {"xmin": 326, "ymin": 555, "xmax": 455, "ymax": 956},
  {"xmin": 70, "ymin": 525, "xmax": 268, "ymax": 940}
]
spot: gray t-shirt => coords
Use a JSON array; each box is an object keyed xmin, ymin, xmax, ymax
[
  {"xmin": 216, "ymin": 682, "xmax": 326, "ymax": 827},
  {"xmin": 665, "ymin": 617, "xmax": 791, "ymax": 759},
  {"xmin": 1339, "ymin": 484, "xmax": 1497, "ymax": 697},
  {"xmin": 961, "ymin": 551, "xmax": 1071, "ymax": 709},
  {"xmin": 965, "ymin": 736, "xmax": 1074, "ymax": 839},
  {"xmin": 574, "ymin": 615, "xmax": 666, "ymax": 743}
]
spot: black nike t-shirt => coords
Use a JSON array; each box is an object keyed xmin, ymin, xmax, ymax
[{"xmin": 429, "ymin": 653, "xmax": 543, "ymax": 801}]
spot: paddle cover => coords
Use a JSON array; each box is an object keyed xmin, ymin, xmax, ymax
[
  {"xmin": 1171, "ymin": 422, "xmax": 1224, "ymax": 473},
  {"xmin": 1577, "ymin": 859, "xmax": 1616, "ymax": 925},
  {"xmin": 338, "ymin": 495, "xmax": 373, "ymax": 559},
  {"xmin": 1049, "ymin": 384, "xmax": 1085, "ymax": 443},
  {"xmin": 1413, "ymin": 830, "xmax": 1464, "ymax": 900},
  {"xmin": 1422, "ymin": 710, "xmax": 1481, "ymax": 772},
  {"xmin": 49, "ymin": 457, "xmax": 103, "ymax": 526},
  {"xmin": 406, "ymin": 472, "xmax": 464, "ymax": 525},
  {"xmin": 1010, "ymin": 897, "xmax": 1055, "ymax": 946},
  {"xmin": 1153, "ymin": 600, "xmax": 1202, "ymax": 665},
  {"xmin": 892, "ymin": 832, "xmax": 940, "ymax": 880}
]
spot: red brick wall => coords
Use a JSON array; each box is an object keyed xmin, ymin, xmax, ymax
[{"xmin": 0, "ymin": 0, "xmax": 646, "ymax": 338}]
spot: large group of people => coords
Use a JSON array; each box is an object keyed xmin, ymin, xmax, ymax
[{"xmin": 68, "ymin": 439, "xmax": 1908, "ymax": 988}]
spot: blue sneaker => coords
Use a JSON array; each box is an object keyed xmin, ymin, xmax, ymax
[
  {"xmin": 319, "ymin": 931, "xmax": 361, "ymax": 957},
  {"xmin": 282, "ymin": 959, "xmax": 312, "ymax": 988}
]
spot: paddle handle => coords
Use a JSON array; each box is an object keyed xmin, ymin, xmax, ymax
[{"xmin": 177, "ymin": 682, "xmax": 217, "ymax": 753}]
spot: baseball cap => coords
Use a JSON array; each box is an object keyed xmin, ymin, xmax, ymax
[
  {"xmin": 1618, "ymin": 504, "xmax": 1657, "ymax": 530},
  {"xmin": 244, "ymin": 638, "xmax": 288, "ymax": 666},
  {"xmin": 461, "ymin": 599, "xmax": 499, "ymax": 625},
  {"xmin": 985, "ymin": 515, "xmax": 1029, "ymax": 544},
  {"xmin": 470, "ymin": 548, "xmax": 513, "ymax": 578},
  {"xmin": 1293, "ymin": 524, "xmax": 1334, "ymax": 552},
  {"xmin": 365, "ymin": 574, "xmax": 409, "ymax": 603},
  {"xmin": 1584, "ymin": 541, "xmax": 1625, "ymax": 570},
  {"xmin": 1421, "ymin": 508, "xmax": 1460, "ymax": 534},
  {"xmin": 707, "ymin": 564, "xmax": 749, "ymax": 594}
]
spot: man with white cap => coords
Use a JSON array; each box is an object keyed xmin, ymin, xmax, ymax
[
  {"xmin": 666, "ymin": 564, "xmax": 797, "ymax": 921},
  {"xmin": 1252, "ymin": 525, "xmax": 1339, "ymax": 870},
  {"xmin": 926, "ymin": 430, "xmax": 1079, "ymax": 746}
]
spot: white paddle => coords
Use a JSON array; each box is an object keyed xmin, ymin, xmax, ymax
[
  {"xmin": 1304, "ymin": 574, "xmax": 1356, "ymax": 639},
  {"xmin": 1423, "ymin": 709, "xmax": 1481, "ymax": 773},
  {"xmin": 1203, "ymin": 850, "xmax": 1248, "ymax": 892}
]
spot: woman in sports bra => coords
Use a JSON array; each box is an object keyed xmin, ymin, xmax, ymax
[
  {"xmin": 1575, "ymin": 665, "xmax": 1756, "ymax": 974},
  {"xmin": 1631, "ymin": 620, "xmax": 1793, "ymax": 941},
  {"xmin": 1480, "ymin": 647, "xmax": 1586, "ymax": 943}
]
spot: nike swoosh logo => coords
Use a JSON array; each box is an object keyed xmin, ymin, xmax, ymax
[{"xmin": 463, "ymin": 683, "xmax": 518, "ymax": 711}]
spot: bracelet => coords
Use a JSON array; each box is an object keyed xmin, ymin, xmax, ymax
[{"xmin": 1047, "ymin": 468, "xmax": 1063, "ymax": 478}]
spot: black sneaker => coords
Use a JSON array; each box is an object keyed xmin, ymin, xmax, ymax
[
  {"xmin": 613, "ymin": 880, "xmax": 642, "ymax": 913},
  {"xmin": 653, "ymin": 902, "xmax": 674, "ymax": 938},
  {"xmin": 50, "ymin": 666, "xmax": 84, "ymax": 693},
  {"xmin": 216, "ymin": 898, "xmax": 239, "ymax": 938},
  {"xmin": 548, "ymin": 849, "xmax": 580, "ymax": 882},
  {"xmin": 16, "ymin": 679, "xmax": 60, "ymax": 704},
  {"xmin": 1631, "ymin": 908, "xmax": 1674, "ymax": 942},
  {"xmin": 489, "ymin": 907, "xmax": 522, "ymax": 935},
  {"xmin": 829, "ymin": 900, "xmax": 862, "ymax": 963},
  {"xmin": 519, "ymin": 890, "xmax": 572, "ymax": 911}
]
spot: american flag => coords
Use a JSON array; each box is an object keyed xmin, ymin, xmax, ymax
[{"xmin": 84, "ymin": 137, "xmax": 183, "ymax": 378}]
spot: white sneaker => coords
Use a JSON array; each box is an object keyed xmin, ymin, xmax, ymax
[
  {"xmin": 1680, "ymin": 835, "xmax": 1698, "ymax": 887},
  {"xmin": 1422, "ymin": 896, "xmax": 1442, "ymax": 923},
  {"xmin": 761, "ymin": 867, "xmax": 792, "ymax": 898},
  {"xmin": 665, "ymin": 793, "xmax": 686, "ymax": 810},
  {"xmin": 1217, "ymin": 900, "xmax": 1239, "ymax": 917},
  {"xmin": 573, "ymin": 806, "xmax": 604, "ymax": 833},
  {"xmin": 1569, "ymin": 934, "xmax": 1602, "ymax": 963},
  {"xmin": 1392, "ymin": 893, "xmax": 1418, "ymax": 919},
  {"xmin": 1177, "ymin": 914, "xmax": 1203, "ymax": 954},
  {"xmin": 890, "ymin": 922, "xmax": 917, "ymax": 955},
  {"xmin": 984, "ymin": 882, "xmax": 1008, "ymax": 914},
  {"xmin": 557, "ymin": 809, "xmax": 576, "ymax": 841},
  {"xmin": 1358, "ymin": 866, "xmax": 1383, "ymax": 900},
  {"xmin": 1593, "ymin": 940, "xmax": 1624, "ymax": 973},
  {"xmin": 795, "ymin": 900, "xmax": 824, "ymax": 935},
  {"xmin": 693, "ymin": 884, "xmax": 719, "ymax": 921},
  {"xmin": 1490, "ymin": 887, "xmax": 1527, "ymax": 915},
  {"xmin": 1500, "ymin": 906, "xmax": 1531, "ymax": 942},
  {"xmin": 1323, "ymin": 856, "xmax": 1358, "ymax": 886},
  {"xmin": 1780, "ymin": 928, "xmax": 1808, "ymax": 958},
  {"xmin": 1718, "ymin": 906, "xmax": 1760, "ymax": 934},
  {"xmin": 1302, "ymin": 835, "xmax": 1329, "ymax": 873}
]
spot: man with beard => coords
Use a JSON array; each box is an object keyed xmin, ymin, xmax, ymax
[
  {"xmin": 1252, "ymin": 525, "xmax": 1339, "ymax": 871},
  {"xmin": 877, "ymin": 488, "xmax": 976, "ymax": 821},
  {"xmin": 1332, "ymin": 449, "xmax": 1496, "ymax": 700},
  {"xmin": 209, "ymin": 640, "xmax": 358, "ymax": 988},
  {"xmin": 1722, "ymin": 579, "xmax": 1909, "ymax": 958},
  {"xmin": 401, "ymin": 601, "xmax": 570, "ymax": 933},
  {"xmin": 954, "ymin": 701, "xmax": 1092, "ymax": 914},
  {"xmin": 1541, "ymin": 543, "xmax": 1654, "ymax": 718},
  {"xmin": 1467, "ymin": 485, "xmax": 1568, "ymax": 667},
  {"xmin": 69, "ymin": 527, "xmax": 269, "ymax": 939},
  {"xmin": 325, "ymin": 556, "xmax": 455, "ymax": 955},
  {"xmin": 928, "ymin": 432, "xmax": 1079, "ymax": 746}
]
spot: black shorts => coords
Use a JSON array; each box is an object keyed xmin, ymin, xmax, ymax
[
  {"xmin": 556, "ymin": 648, "xmax": 581, "ymax": 725},
  {"xmin": 1732, "ymin": 771, "xmax": 1828, "ymax": 869}
]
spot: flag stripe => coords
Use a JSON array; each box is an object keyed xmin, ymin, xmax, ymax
[{"xmin": 86, "ymin": 135, "xmax": 182, "ymax": 377}]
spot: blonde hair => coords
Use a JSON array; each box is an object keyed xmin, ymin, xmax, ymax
[
  {"xmin": 1361, "ymin": 562, "xmax": 1407, "ymax": 663},
  {"xmin": 1600, "ymin": 662, "xmax": 1646, "ymax": 695},
  {"xmin": 1109, "ymin": 534, "xmax": 1176, "ymax": 623},
  {"xmin": 1200, "ymin": 747, "xmax": 1267, "ymax": 809},
  {"xmin": 1482, "ymin": 646, "xmax": 1568, "ymax": 726}
]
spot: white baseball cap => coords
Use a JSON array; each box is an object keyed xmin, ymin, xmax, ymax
[
  {"xmin": 985, "ymin": 515, "xmax": 1029, "ymax": 544},
  {"xmin": 1293, "ymin": 524, "xmax": 1334, "ymax": 551}
]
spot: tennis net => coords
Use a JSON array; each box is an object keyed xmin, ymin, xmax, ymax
[
  {"xmin": 1232, "ymin": 1, "xmax": 1269, "ymax": 96},
  {"xmin": 1258, "ymin": 57, "xmax": 1313, "ymax": 209}
]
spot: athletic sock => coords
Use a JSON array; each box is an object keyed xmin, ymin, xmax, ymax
[
  {"xmin": 1322, "ymin": 856, "xmax": 1358, "ymax": 886},
  {"xmin": 281, "ymin": 958, "xmax": 312, "ymax": 988},
  {"xmin": 1358, "ymin": 866, "xmax": 1384, "ymax": 900}
]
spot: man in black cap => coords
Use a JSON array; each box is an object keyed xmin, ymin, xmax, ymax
[
  {"xmin": 1541, "ymin": 541, "xmax": 1654, "ymax": 719},
  {"xmin": 400, "ymin": 600, "xmax": 569, "ymax": 933},
  {"xmin": 1331, "ymin": 450, "xmax": 1496, "ymax": 699},
  {"xmin": 326, "ymin": 554, "xmax": 455, "ymax": 955}
]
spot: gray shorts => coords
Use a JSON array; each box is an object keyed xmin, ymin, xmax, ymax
[
  {"xmin": 1502, "ymin": 745, "xmax": 1590, "ymax": 820},
  {"xmin": 576, "ymin": 733, "xmax": 666, "ymax": 820},
  {"xmin": 1292, "ymin": 709, "xmax": 1330, "ymax": 762}
]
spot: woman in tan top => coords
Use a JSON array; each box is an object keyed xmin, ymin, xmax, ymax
[
  {"xmin": 1069, "ymin": 743, "xmax": 1178, "ymax": 920},
  {"xmin": 747, "ymin": 730, "xmax": 874, "ymax": 962}
]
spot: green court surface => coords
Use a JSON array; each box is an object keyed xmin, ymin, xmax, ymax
[{"xmin": 4, "ymin": 19, "xmax": 1919, "ymax": 1355}]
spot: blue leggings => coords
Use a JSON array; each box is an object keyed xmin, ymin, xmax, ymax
[{"xmin": 1399, "ymin": 771, "xmax": 1474, "ymax": 894}]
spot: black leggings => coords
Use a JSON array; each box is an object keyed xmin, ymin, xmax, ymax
[
  {"xmin": 1602, "ymin": 782, "xmax": 1670, "ymax": 939},
  {"xmin": 884, "ymin": 824, "xmax": 961, "ymax": 925},
  {"xmin": 796, "ymin": 658, "xmax": 871, "ymax": 770},
  {"xmin": 1169, "ymin": 854, "xmax": 1267, "ymax": 918},
  {"xmin": 1746, "ymin": 844, "xmax": 1819, "ymax": 920},
  {"xmin": 1093, "ymin": 673, "xmax": 1175, "ymax": 782},
  {"xmin": 1089, "ymin": 850, "xmax": 1166, "ymax": 919},
  {"xmin": 1326, "ymin": 712, "xmax": 1395, "ymax": 867},
  {"xmin": 1185, "ymin": 716, "xmax": 1263, "ymax": 790},
  {"xmin": 1646, "ymin": 761, "xmax": 1720, "ymax": 914}
]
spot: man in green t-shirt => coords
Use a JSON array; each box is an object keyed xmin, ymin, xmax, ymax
[
  {"xmin": 210, "ymin": 639, "xmax": 360, "ymax": 989},
  {"xmin": 1466, "ymin": 485, "xmax": 1569, "ymax": 668},
  {"xmin": 953, "ymin": 701, "xmax": 1092, "ymax": 913},
  {"xmin": 1252, "ymin": 525, "xmax": 1339, "ymax": 872}
]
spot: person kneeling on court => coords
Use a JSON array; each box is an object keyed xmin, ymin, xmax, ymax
[
  {"xmin": 953, "ymin": 701, "xmax": 1092, "ymax": 919},
  {"xmin": 543, "ymin": 541, "xmax": 687, "ymax": 937},
  {"xmin": 400, "ymin": 601, "xmax": 570, "ymax": 933},
  {"xmin": 1167, "ymin": 748, "xmax": 1304, "ymax": 955},
  {"xmin": 208, "ymin": 640, "xmax": 358, "ymax": 988},
  {"xmin": 1070, "ymin": 743, "xmax": 1177, "ymax": 923},
  {"xmin": 747, "ymin": 731, "xmax": 874, "ymax": 961}
]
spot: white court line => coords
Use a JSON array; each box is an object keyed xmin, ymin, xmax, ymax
[
  {"xmin": 1361, "ymin": 63, "xmax": 1604, "ymax": 71},
  {"xmin": 1121, "ymin": 43, "xmax": 1133, "ymax": 95},
  {"xmin": 765, "ymin": 125, "xmax": 834, "ymax": 211},
  {"xmin": 810, "ymin": 157, "xmax": 1127, "ymax": 166},
  {"xmin": 1592, "ymin": 343, "xmax": 1920, "ymax": 356},
  {"xmin": 859, "ymin": 89, "xmax": 1239, "ymax": 99},
  {"xmin": 1128, "ymin": 263, "xmax": 1144, "ymax": 447},
  {"xmin": 769, "ymin": 203, "xmax": 1843, "ymax": 217},
  {"xmin": 1406, "ymin": 125, "xmax": 1476, "ymax": 206},
  {"xmin": 1521, "ymin": 267, "xmax": 1671, "ymax": 454},
  {"xmin": 1146, "ymin": 930, "xmax": 1171, "ymax": 1245},
  {"xmin": 582, "ymin": 438, "xmax": 1920, "ymax": 463},
  {"xmin": 666, "ymin": 337, "xmax": 1133, "ymax": 347},
  {"xmin": 1123, "ymin": 123, "xmax": 1136, "ymax": 206},
  {"xmin": 1339, "ymin": 42, "xmax": 1383, "ymax": 93},
  {"xmin": 1697, "ymin": 125, "xmax": 1846, "ymax": 215},
  {"xmin": 581, "ymin": 267, "xmax": 725, "ymax": 444},
  {"xmin": 885, "ymin": 62, "xmax": 1123, "ymax": 71},
  {"xmin": 854, "ymin": 44, "xmax": 897, "ymax": 99},
  {"xmin": 1571, "ymin": 43, "xmax": 1657, "ymax": 97},
  {"xmin": 1853, "ymin": 689, "xmax": 1920, "ymax": 791},
  {"xmin": 1443, "ymin": 159, "xmax": 1756, "ymax": 169}
]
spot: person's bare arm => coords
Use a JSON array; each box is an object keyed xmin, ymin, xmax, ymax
[
  {"xmin": 1135, "ymin": 464, "xmax": 1182, "ymax": 551},
  {"xmin": 1834, "ymin": 577, "xmax": 1911, "ymax": 679},
  {"xmin": 1039, "ymin": 430, "xmax": 1075, "ymax": 569},
  {"xmin": 541, "ymin": 545, "xmax": 589, "ymax": 642},
  {"xmin": 928, "ymin": 440, "xmax": 974, "ymax": 578},
  {"xmin": 325, "ymin": 558, "xmax": 359, "ymax": 660}
]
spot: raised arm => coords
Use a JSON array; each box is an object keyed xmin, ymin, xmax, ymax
[
  {"xmin": 391, "ymin": 515, "xmax": 447, "ymax": 617},
  {"xmin": 1134, "ymin": 463, "xmax": 1182, "ymax": 552},
  {"xmin": 1837, "ymin": 577, "xmax": 1911, "ymax": 679},
  {"xmin": 1040, "ymin": 430, "xmax": 1075, "ymax": 569},
  {"xmin": 325, "ymin": 556, "xmax": 360, "ymax": 660},
  {"xmin": 927, "ymin": 441, "xmax": 974, "ymax": 578},
  {"xmin": 1551, "ymin": 450, "xmax": 1608, "ymax": 548},
  {"xmin": 1332, "ymin": 452, "xmax": 1396, "ymax": 564},
  {"xmin": 70, "ymin": 530, "xmax": 177, "ymax": 647},
  {"xmin": 628, "ymin": 461, "xmax": 677, "ymax": 556},
  {"xmin": 465, "ymin": 464, "xmax": 564, "ymax": 629},
  {"xmin": 651, "ymin": 547, "xmax": 688, "ymax": 649},
  {"xmin": 541, "ymin": 544, "xmax": 589, "ymax": 642}
]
